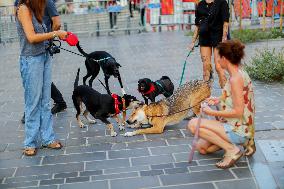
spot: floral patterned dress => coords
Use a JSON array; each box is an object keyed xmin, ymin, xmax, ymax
[{"xmin": 220, "ymin": 68, "xmax": 255, "ymax": 138}]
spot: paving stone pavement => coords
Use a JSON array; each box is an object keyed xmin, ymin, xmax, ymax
[{"xmin": 0, "ymin": 32, "xmax": 284, "ymax": 189}]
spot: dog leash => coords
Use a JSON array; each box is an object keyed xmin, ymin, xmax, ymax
[
  {"xmin": 188, "ymin": 105, "xmax": 204, "ymax": 163},
  {"xmin": 179, "ymin": 50, "xmax": 193, "ymax": 87}
]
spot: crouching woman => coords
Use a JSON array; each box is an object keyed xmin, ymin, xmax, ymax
[{"xmin": 187, "ymin": 39, "xmax": 255, "ymax": 169}]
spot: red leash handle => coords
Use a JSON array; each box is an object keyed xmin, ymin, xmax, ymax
[{"xmin": 63, "ymin": 32, "xmax": 79, "ymax": 46}]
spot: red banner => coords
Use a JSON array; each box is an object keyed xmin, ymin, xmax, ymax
[{"xmin": 161, "ymin": 0, "xmax": 174, "ymax": 15}]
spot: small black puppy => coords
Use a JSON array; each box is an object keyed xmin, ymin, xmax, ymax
[
  {"xmin": 138, "ymin": 76, "xmax": 174, "ymax": 104},
  {"xmin": 76, "ymin": 43, "xmax": 124, "ymax": 95},
  {"xmin": 72, "ymin": 69, "xmax": 139, "ymax": 136}
]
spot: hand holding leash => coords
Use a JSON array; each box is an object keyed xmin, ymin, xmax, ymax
[
  {"xmin": 188, "ymin": 42, "xmax": 195, "ymax": 52},
  {"xmin": 63, "ymin": 32, "xmax": 79, "ymax": 46},
  {"xmin": 205, "ymin": 96, "xmax": 220, "ymax": 106}
]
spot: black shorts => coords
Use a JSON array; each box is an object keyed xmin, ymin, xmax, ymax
[{"xmin": 199, "ymin": 30, "xmax": 223, "ymax": 47}]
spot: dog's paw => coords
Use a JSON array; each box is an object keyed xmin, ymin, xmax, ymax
[
  {"xmin": 111, "ymin": 131, "xmax": 117, "ymax": 137},
  {"xmin": 88, "ymin": 119, "xmax": 96, "ymax": 124},
  {"xmin": 79, "ymin": 123, "xmax": 85, "ymax": 128},
  {"xmin": 124, "ymin": 132, "xmax": 135, "ymax": 137},
  {"xmin": 118, "ymin": 125, "xmax": 125, "ymax": 131}
]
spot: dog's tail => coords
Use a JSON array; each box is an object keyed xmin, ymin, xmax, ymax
[
  {"xmin": 76, "ymin": 42, "xmax": 89, "ymax": 58},
  {"xmin": 74, "ymin": 68, "xmax": 80, "ymax": 89}
]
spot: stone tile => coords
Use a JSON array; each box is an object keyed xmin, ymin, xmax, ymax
[
  {"xmin": 104, "ymin": 165, "xmax": 150, "ymax": 174},
  {"xmin": 5, "ymin": 174, "xmax": 51, "ymax": 184},
  {"xmin": 149, "ymin": 145, "xmax": 189, "ymax": 155},
  {"xmin": 15, "ymin": 162, "xmax": 84, "ymax": 177},
  {"xmin": 0, "ymin": 168, "xmax": 16, "ymax": 179},
  {"xmin": 232, "ymin": 168, "xmax": 253, "ymax": 178},
  {"xmin": 86, "ymin": 159, "xmax": 130, "ymax": 170},
  {"xmin": 66, "ymin": 138, "xmax": 87, "ymax": 147},
  {"xmin": 66, "ymin": 176, "xmax": 90, "ymax": 183},
  {"xmin": 164, "ymin": 167, "xmax": 189, "ymax": 174},
  {"xmin": 145, "ymin": 130, "xmax": 184, "ymax": 140},
  {"xmin": 166, "ymin": 138, "xmax": 193, "ymax": 146},
  {"xmin": 151, "ymin": 163, "xmax": 174, "ymax": 170},
  {"xmin": 80, "ymin": 170, "xmax": 103, "ymax": 177},
  {"xmin": 127, "ymin": 140, "xmax": 167, "ymax": 149},
  {"xmin": 92, "ymin": 172, "xmax": 138, "ymax": 181},
  {"xmin": 110, "ymin": 176, "xmax": 160, "ymax": 189},
  {"xmin": 189, "ymin": 165, "xmax": 219, "ymax": 172},
  {"xmin": 54, "ymin": 172, "xmax": 79, "ymax": 178},
  {"xmin": 25, "ymin": 185, "xmax": 58, "ymax": 189},
  {"xmin": 0, "ymin": 157, "xmax": 41, "ymax": 169},
  {"xmin": 65, "ymin": 143, "xmax": 113, "ymax": 154},
  {"xmin": 0, "ymin": 150, "xmax": 23, "ymax": 160},
  {"xmin": 198, "ymin": 159, "xmax": 222, "ymax": 165},
  {"xmin": 148, "ymin": 183, "xmax": 215, "ymax": 189},
  {"xmin": 59, "ymin": 180, "xmax": 108, "ymax": 189},
  {"xmin": 131, "ymin": 154, "xmax": 174, "ymax": 166},
  {"xmin": 42, "ymin": 152, "xmax": 106, "ymax": 164},
  {"xmin": 174, "ymin": 161, "xmax": 198, "ymax": 167},
  {"xmin": 108, "ymin": 148, "xmax": 149, "ymax": 159},
  {"xmin": 40, "ymin": 178, "xmax": 64, "ymax": 185},
  {"xmin": 268, "ymin": 162, "xmax": 284, "ymax": 189},
  {"xmin": 215, "ymin": 178, "xmax": 257, "ymax": 189},
  {"xmin": 140, "ymin": 169, "xmax": 164, "ymax": 176},
  {"xmin": 0, "ymin": 144, "xmax": 7, "ymax": 152},
  {"xmin": 0, "ymin": 181, "xmax": 38, "ymax": 188},
  {"xmin": 160, "ymin": 170, "xmax": 234, "ymax": 185}
]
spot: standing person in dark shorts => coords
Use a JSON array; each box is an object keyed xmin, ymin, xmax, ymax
[
  {"xmin": 15, "ymin": 0, "xmax": 67, "ymax": 124},
  {"xmin": 188, "ymin": 0, "xmax": 229, "ymax": 88}
]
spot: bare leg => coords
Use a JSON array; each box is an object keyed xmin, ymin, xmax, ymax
[
  {"xmin": 114, "ymin": 115, "xmax": 125, "ymax": 131},
  {"xmin": 200, "ymin": 46, "xmax": 213, "ymax": 81},
  {"xmin": 83, "ymin": 110, "xmax": 96, "ymax": 124},
  {"xmin": 188, "ymin": 118, "xmax": 241, "ymax": 167}
]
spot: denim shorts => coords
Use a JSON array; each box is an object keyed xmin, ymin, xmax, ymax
[{"xmin": 223, "ymin": 123, "xmax": 248, "ymax": 145}]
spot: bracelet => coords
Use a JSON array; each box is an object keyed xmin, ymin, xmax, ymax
[{"xmin": 52, "ymin": 31, "xmax": 58, "ymax": 39}]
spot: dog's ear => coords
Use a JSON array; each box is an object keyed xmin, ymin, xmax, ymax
[{"xmin": 116, "ymin": 63, "xmax": 122, "ymax": 67}]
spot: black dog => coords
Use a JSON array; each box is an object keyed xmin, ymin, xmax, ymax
[
  {"xmin": 138, "ymin": 76, "xmax": 174, "ymax": 104},
  {"xmin": 72, "ymin": 69, "xmax": 139, "ymax": 136},
  {"xmin": 76, "ymin": 43, "xmax": 124, "ymax": 95}
]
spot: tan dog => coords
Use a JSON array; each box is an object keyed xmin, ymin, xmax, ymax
[{"xmin": 125, "ymin": 78, "xmax": 212, "ymax": 136}]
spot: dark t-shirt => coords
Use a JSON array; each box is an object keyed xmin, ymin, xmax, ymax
[
  {"xmin": 14, "ymin": 0, "xmax": 59, "ymax": 32},
  {"xmin": 195, "ymin": 0, "xmax": 229, "ymax": 33},
  {"xmin": 44, "ymin": 0, "xmax": 59, "ymax": 32}
]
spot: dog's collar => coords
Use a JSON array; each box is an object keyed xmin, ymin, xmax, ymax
[
  {"xmin": 139, "ymin": 83, "xmax": 155, "ymax": 95},
  {"xmin": 112, "ymin": 94, "xmax": 121, "ymax": 115}
]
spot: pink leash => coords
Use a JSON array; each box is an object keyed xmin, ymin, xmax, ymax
[{"xmin": 188, "ymin": 108, "xmax": 203, "ymax": 163}]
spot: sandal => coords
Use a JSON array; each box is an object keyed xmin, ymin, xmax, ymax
[
  {"xmin": 244, "ymin": 139, "xmax": 256, "ymax": 157},
  {"xmin": 43, "ymin": 141, "xmax": 63, "ymax": 149},
  {"xmin": 23, "ymin": 148, "xmax": 37, "ymax": 156},
  {"xmin": 215, "ymin": 150, "xmax": 243, "ymax": 169}
]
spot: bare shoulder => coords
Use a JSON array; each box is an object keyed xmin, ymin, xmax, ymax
[{"xmin": 229, "ymin": 73, "xmax": 244, "ymax": 87}]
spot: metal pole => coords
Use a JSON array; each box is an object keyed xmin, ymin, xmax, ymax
[{"xmin": 96, "ymin": 20, "xmax": 100, "ymax": 37}]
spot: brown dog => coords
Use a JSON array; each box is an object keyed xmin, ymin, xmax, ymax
[{"xmin": 125, "ymin": 76, "xmax": 212, "ymax": 136}]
